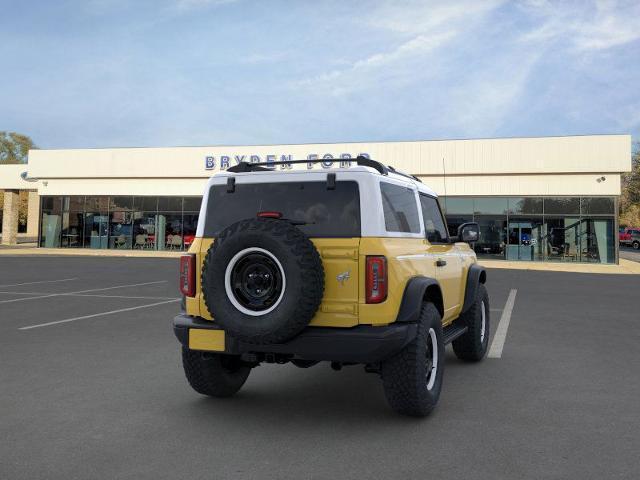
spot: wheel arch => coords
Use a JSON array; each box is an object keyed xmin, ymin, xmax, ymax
[
  {"xmin": 461, "ymin": 264, "xmax": 487, "ymax": 314},
  {"xmin": 395, "ymin": 276, "xmax": 444, "ymax": 322}
]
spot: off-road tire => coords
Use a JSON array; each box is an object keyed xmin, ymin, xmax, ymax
[
  {"xmin": 452, "ymin": 283, "xmax": 490, "ymax": 362},
  {"xmin": 182, "ymin": 347, "xmax": 251, "ymax": 397},
  {"xmin": 381, "ymin": 302, "xmax": 444, "ymax": 417},
  {"xmin": 202, "ymin": 217, "xmax": 324, "ymax": 345}
]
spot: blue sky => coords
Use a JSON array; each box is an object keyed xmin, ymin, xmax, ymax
[{"xmin": 1, "ymin": 0, "xmax": 639, "ymax": 149}]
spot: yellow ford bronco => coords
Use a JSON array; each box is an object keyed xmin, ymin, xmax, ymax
[{"xmin": 173, "ymin": 156, "xmax": 489, "ymax": 416}]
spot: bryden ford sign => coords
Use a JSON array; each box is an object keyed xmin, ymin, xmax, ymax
[{"xmin": 205, "ymin": 153, "xmax": 370, "ymax": 170}]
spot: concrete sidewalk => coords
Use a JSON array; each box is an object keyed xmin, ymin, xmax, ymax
[
  {"xmin": 479, "ymin": 258, "xmax": 640, "ymax": 275},
  {"xmin": 0, "ymin": 246, "xmax": 181, "ymax": 258}
]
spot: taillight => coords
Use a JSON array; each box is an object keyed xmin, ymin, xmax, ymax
[
  {"xmin": 179, "ymin": 254, "xmax": 196, "ymax": 297},
  {"xmin": 366, "ymin": 256, "xmax": 387, "ymax": 304}
]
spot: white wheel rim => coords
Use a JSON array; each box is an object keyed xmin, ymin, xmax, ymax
[
  {"xmin": 224, "ymin": 247, "xmax": 286, "ymax": 316},
  {"xmin": 480, "ymin": 300, "xmax": 486, "ymax": 343},
  {"xmin": 426, "ymin": 327, "xmax": 438, "ymax": 391}
]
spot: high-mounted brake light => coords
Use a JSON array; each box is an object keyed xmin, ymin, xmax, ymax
[
  {"xmin": 366, "ymin": 256, "xmax": 387, "ymax": 304},
  {"xmin": 179, "ymin": 254, "xmax": 196, "ymax": 297},
  {"xmin": 257, "ymin": 211, "xmax": 283, "ymax": 219}
]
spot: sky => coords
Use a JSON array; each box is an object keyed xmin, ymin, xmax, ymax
[{"xmin": 1, "ymin": 0, "xmax": 639, "ymax": 149}]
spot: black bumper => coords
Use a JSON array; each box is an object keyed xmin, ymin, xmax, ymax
[{"xmin": 173, "ymin": 314, "xmax": 417, "ymax": 364}]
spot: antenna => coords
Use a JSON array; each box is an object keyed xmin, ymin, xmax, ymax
[{"xmin": 441, "ymin": 157, "xmax": 448, "ymax": 212}]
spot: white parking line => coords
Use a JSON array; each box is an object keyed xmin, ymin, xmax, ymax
[
  {"xmin": 0, "ymin": 278, "xmax": 79, "ymax": 288},
  {"xmin": 0, "ymin": 291, "xmax": 177, "ymax": 300},
  {"xmin": 0, "ymin": 280, "xmax": 168, "ymax": 304},
  {"xmin": 488, "ymin": 289, "xmax": 518, "ymax": 359},
  {"xmin": 19, "ymin": 299, "xmax": 180, "ymax": 330}
]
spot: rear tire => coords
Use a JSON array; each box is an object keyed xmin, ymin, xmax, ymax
[
  {"xmin": 381, "ymin": 302, "xmax": 444, "ymax": 417},
  {"xmin": 182, "ymin": 347, "xmax": 251, "ymax": 397},
  {"xmin": 452, "ymin": 283, "xmax": 490, "ymax": 362},
  {"xmin": 633, "ymin": 241, "xmax": 640, "ymax": 250}
]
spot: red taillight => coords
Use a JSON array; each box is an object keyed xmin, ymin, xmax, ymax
[
  {"xmin": 257, "ymin": 211, "xmax": 282, "ymax": 219},
  {"xmin": 179, "ymin": 254, "xmax": 196, "ymax": 297},
  {"xmin": 366, "ymin": 256, "xmax": 387, "ymax": 304}
]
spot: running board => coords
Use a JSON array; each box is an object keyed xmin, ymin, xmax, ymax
[{"xmin": 443, "ymin": 323, "xmax": 468, "ymax": 345}]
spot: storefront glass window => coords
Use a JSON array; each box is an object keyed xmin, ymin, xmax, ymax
[
  {"xmin": 134, "ymin": 196, "xmax": 158, "ymax": 211},
  {"xmin": 473, "ymin": 198, "xmax": 508, "ymax": 215},
  {"xmin": 544, "ymin": 197, "xmax": 580, "ymax": 215},
  {"xmin": 40, "ymin": 197, "xmax": 63, "ymax": 247},
  {"xmin": 543, "ymin": 217, "xmax": 581, "ymax": 261},
  {"xmin": 580, "ymin": 197, "xmax": 614, "ymax": 215},
  {"xmin": 158, "ymin": 197, "xmax": 182, "ymax": 211},
  {"xmin": 61, "ymin": 196, "xmax": 84, "ymax": 248},
  {"xmin": 508, "ymin": 197, "xmax": 542, "ymax": 215},
  {"xmin": 37, "ymin": 194, "xmax": 616, "ymax": 262},
  {"xmin": 109, "ymin": 211, "xmax": 133, "ymax": 249},
  {"xmin": 133, "ymin": 212, "xmax": 157, "ymax": 249},
  {"xmin": 474, "ymin": 217, "xmax": 507, "ymax": 260},
  {"xmin": 156, "ymin": 213, "xmax": 183, "ymax": 250},
  {"xmin": 183, "ymin": 197, "xmax": 202, "ymax": 212},
  {"xmin": 441, "ymin": 197, "xmax": 473, "ymax": 215}
]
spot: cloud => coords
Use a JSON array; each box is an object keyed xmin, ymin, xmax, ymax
[
  {"xmin": 519, "ymin": 0, "xmax": 640, "ymax": 51},
  {"xmin": 296, "ymin": 0, "xmax": 506, "ymax": 96}
]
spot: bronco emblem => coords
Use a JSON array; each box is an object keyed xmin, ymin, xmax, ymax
[{"xmin": 336, "ymin": 271, "xmax": 351, "ymax": 284}]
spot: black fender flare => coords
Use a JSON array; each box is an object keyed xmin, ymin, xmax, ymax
[
  {"xmin": 395, "ymin": 276, "xmax": 444, "ymax": 322},
  {"xmin": 461, "ymin": 264, "xmax": 487, "ymax": 313}
]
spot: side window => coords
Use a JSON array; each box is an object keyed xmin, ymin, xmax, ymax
[
  {"xmin": 380, "ymin": 182, "xmax": 421, "ymax": 233},
  {"xmin": 419, "ymin": 195, "xmax": 449, "ymax": 243}
]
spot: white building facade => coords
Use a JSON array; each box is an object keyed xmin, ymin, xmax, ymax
[{"xmin": 0, "ymin": 134, "xmax": 632, "ymax": 263}]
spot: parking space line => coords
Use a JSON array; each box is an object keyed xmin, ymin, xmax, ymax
[
  {"xmin": 0, "ymin": 291, "xmax": 177, "ymax": 300},
  {"xmin": 0, "ymin": 280, "xmax": 168, "ymax": 304},
  {"xmin": 488, "ymin": 289, "xmax": 517, "ymax": 359},
  {"xmin": 18, "ymin": 299, "xmax": 180, "ymax": 330},
  {"xmin": 0, "ymin": 278, "xmax": 79, "ymax": 288}
]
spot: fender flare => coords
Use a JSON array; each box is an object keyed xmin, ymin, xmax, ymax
[
  {"xmin": 395, "ymin": 276, "xmax": 444, "ymax": 322},
  {"xmin": 461, "ymin": 264, "xmax": 487, "ymax": 313}
]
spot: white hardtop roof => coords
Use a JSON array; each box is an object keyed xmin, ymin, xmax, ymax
[{"xmin": 206, "ymin": 165, "xmax": 438, "ymax": 197}]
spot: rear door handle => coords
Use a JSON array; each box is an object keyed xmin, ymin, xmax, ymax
[{"xmin": 436, "ymin": 259, "xmax": 447, "ymax": 267}]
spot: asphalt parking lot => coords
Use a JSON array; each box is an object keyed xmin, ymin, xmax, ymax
[
  {"xmin": 1, "ymin": 256, "xmax": 639, "ymax": 480},
  {"xmin": 620, "ymin": 245, "xmax": 640, "ymax": 263}
]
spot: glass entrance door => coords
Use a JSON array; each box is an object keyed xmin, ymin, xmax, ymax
[
  {"xmin": 507, "ymin": 221, "xmax": 543, "ymax": 261},
  {"xmin": 85, "ymin": 214, "xmax": 109, "ymax": 249}
]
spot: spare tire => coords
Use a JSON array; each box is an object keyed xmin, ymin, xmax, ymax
[{"xmin": 202, "ymin": 217, "xmax": 324, "ymax": 344}]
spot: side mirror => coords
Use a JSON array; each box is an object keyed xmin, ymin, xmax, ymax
[{"xmin": 457, "ymin": 222, "xmax": 480, "ymax": 243}]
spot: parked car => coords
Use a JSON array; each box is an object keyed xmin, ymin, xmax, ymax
[
  {"xmin": 620, "ymin": 227, "xmax": 640, "ymax": 249},
  {"xmin": 173, "ymin": 156, "xmax": 489, "ymax": 417}
]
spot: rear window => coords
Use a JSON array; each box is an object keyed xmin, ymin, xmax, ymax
[
  {"xmin": 380, "ymin": 182, "xmax": 421, "ymax": 233},
  {"xmin": 203, "ymin": 181, "xmax": 360, "ymax": 237}
]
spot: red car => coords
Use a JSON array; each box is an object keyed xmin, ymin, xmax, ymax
[{"xmin": 620, "ymin": 227, "xmax": 640, "ymax": 249}]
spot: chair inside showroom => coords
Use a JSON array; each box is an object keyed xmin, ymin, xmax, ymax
[
  {"xmin": 115, "ymin": 235, "xmax": 127, "ymax": 249},
  {"xmin": 170, "ymin": 235, "xmax": 182, "ymax": 250},
  {"xmin": 134, "ymin": 234, "xmax": 147, "ymax": 249}
]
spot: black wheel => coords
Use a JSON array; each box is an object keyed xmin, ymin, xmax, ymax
[
  {"xmin": 182, "ymin": 347, "xmax": 251, "ymax": 397},
  {"xmin": 201, "ymin": 218, "xmax": 324, "ymax": 345},
  {"xmin": 452, "ymin": 283, "xmax": 490, "ymax": 362},
  {"xmin": 633, "ymin": 241, "xmax": 640, "ymax": 250},
  {"xmin": 381, "ymin": 302, "xmax": 444, "ymax": 417}
]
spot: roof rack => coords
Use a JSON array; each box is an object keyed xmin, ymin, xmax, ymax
[
  {"xmin": 226, "ymin": 155, "xmax": 389, "ymax": 174},
  {"xmin": 225, "ymin": 155, "xmax": 420, "ymax": 182},
  {"xmin": 387, "ymin": 165, "xmax": 422, "ymax": 183}
]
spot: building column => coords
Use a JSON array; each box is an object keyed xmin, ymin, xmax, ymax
[
  {"xmin": 1, "ymin": 189, "xmax": 20, "ymax": 246},
  {"xmin": 26, "ymin": 190, "xmax": 40, "ymax": 239}
]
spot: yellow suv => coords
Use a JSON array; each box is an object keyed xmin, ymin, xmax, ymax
[{"xmin": 174, "ymin": 156, "xmax": 489, "ymax": 417}]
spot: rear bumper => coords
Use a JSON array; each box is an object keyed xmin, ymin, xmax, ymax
[{"xmin": 173, "ymin": 314, "xmax": 417, "ymax": 364}]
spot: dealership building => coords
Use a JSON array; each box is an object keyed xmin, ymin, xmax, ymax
[{"xmin": 0, "ymin": 134, "xmax": 631, "ymax": 264}]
